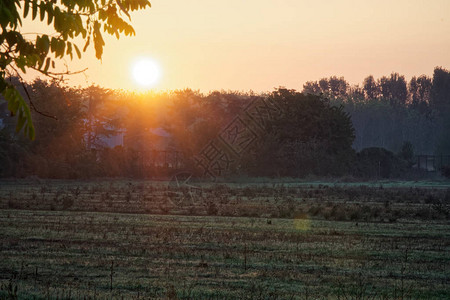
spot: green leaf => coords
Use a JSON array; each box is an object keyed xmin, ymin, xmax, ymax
[
  {"xmin": 23, "ymin": 0, "xmax": 30, "ymax": 18},
  {"xmin": 99, "ymin": 9, "xmax": 106, "ymax": 21},
  {"xmin": 66, "ymin": 41, "xmax": 73, "ymax": 59},
  {"xmin": 2, "ymin": 6, "xmax": 14, "ymax": 28},
  {"xmin": 43, "ymin": 57, "xmax": 50, "ymax": 72},
  {"xmin": 15, "ymin": 56, "xmax": 27, "ymax": 73},
  {"xmin": 93, "ymin": 21, "xmax": 105, "ymax": 59},
  {"xmin": 73, "ymin": 44, "xmax": 82, "ymax": 59},
  {"xmin": 27, "ymin": 122, "xmax": 35, "ymax": 140},
  {"xmin": 0, "ymin": 76, "xmax": 6, "ymax": 93},
  {"xmin": 116, "ymin": 0, "xmax": 131, "ymax": 21},
  {"xmin": 16, "ymin": 109, "xmax": 26, "ymax": 132},
  {"xmin": 5, "ymin": 31, "xmax": 18, "ymax": 48},
  {"xmin": 39, "ymin": 2, "xmax": 46, "ymax": 21},
  {"xmin": 41, "ymin": 34, "xmax": 50, "ymax": 54},
  {"xmin": 35, "ymin": 35, "xmax": 50, "ymax": 54},
  {"xmin": 6, "ymin": 90, "xmax": 19, "ymax": 114},
  {"xmin": 46, "ymin": 3, "xmax": 53, "ymax": 25},
  {"xmin": 50, "ymin": 36, "xmax": 58, "ymax": 53},
  {"xmin": 53, "ymin": 6, "xmax": 62, "ymax": 31},
  {"xmin": 57, "ymin": 39, "xmax": 66, "ymax": 58},
  {"xmin": 2, "ymin": 84, "xmax": 35, "ymax": 140},
  {"xmin": 83, "ymin": 36, "xmax": 90, "ymax": 52},
  {"xmin": 31, "ymin": 0, "xmax": 38, "ymax": 20}
]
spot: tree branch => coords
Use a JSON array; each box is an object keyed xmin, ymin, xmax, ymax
[
  {"xmin": 9, "ymin": 66, "xmax": 58, "ymax": 120},
  {"xmin": 29, "ymin": 66, "xmax": 88, "ymax": 77}
]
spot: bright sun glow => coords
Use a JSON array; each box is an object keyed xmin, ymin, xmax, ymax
[{"xmin": 131, "ymin": 58, "xmax": 161, "ymax": 88}]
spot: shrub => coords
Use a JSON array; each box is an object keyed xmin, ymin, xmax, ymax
[
  {"xmin": 354, "ymin": 147, "xmax": 408, "ymax": 178},
  {"xmin": 399, "ymin": 141, "xmax": 414, "ymax": 163},
  {"xmin": 441, "ymin": 166, "xmax": 450, "ymax": 178}
]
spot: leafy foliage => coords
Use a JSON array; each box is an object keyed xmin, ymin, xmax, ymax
[
  {"xmin": 355, "ymin": 147, "xmax": 407, "ymax": 179},
  {"xmin": 0, "ymin": 66, "xmax": 449, "ymax": 179},
  {"xmin": 399, "ymin": 141, "xmax": 414, "ymax": 163},
  {"xmin": 441, "ymin": 166, "xmax": 450, "ymax": 179},
  {"xmin": 409, "ymin": 75, "xmax": 432, "ymax": 111},
  {"xmin": 378, "ymin": 72, "xmax": 408, "ymax": 107},
  {"xmin": 431, "ymin": 67, "xmax": 450, "ymax": 154},
  {"xmin": 243, "ymin": 89, "xmax": 356, "ymax": 177},
  {"xmin": 0, "ymin": 0, "xmax": 151, "ymax": 139}
]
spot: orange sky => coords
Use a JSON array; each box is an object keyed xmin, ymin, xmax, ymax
[{"xmin": 22, "ymin": 0, "xmax": 450, "ymax": 92}]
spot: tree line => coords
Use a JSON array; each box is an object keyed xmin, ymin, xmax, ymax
[
  {"xmin": 0, "ymin": 66, "xmax": 449, "ymax": 179},
  {"xmin": 304, "ymin": 67, "xmax": 450, "ymax": 155}
]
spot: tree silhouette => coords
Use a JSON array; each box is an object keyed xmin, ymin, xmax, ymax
[
  {"xmin": 409, "ymin": 75, "xmax": 431, "ymax": 107},
  {"xmin": 378, "ymin": 73, "xmax": 408, "ymax": 107},
  {"xmin": 363, "ymin": 75, "xmax": 379, "ymax": 100},
  {"xmin": 431, "ymin": 67, "xmax": 450, "ymax": 154},
  {"xmin": 430, "ymin": 67, "xmax": 450, "ymax": 114},
  {"xmin": 244, "ymin": 89, "xmax": 355, "ymax": 177}
]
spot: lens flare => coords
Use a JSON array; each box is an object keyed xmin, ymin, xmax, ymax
[{"xmin": 293, "ymin": 213, "xmax": 311, "ymax": 231}]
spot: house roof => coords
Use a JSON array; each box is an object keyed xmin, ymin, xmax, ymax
[{"xmin": 149, "ymin": 127, "xmax": 171, "ymax": 137}]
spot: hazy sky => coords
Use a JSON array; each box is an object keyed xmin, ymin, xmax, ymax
[{"xmin": 22, "ymin": 0, "xmax": 450, "ymax": 92}]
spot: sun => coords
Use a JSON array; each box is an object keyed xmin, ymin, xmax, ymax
[{"xmin": 131, "ymin": 58, "xmax": 161, "ymax": 88}]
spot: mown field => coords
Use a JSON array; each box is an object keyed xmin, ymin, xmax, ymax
[{"xmin": 0, "ymin": 179, "xmax": 449, "ymax": 299}]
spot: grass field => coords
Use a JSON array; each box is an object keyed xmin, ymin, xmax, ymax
[{"xmin": 0, "ymin": 179, "xmax": 449, "ymax": 299}]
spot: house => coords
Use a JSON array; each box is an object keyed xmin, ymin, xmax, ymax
[{"xmin": 123, "ymin": 127, "xmax": 183, "ymax": 168}]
